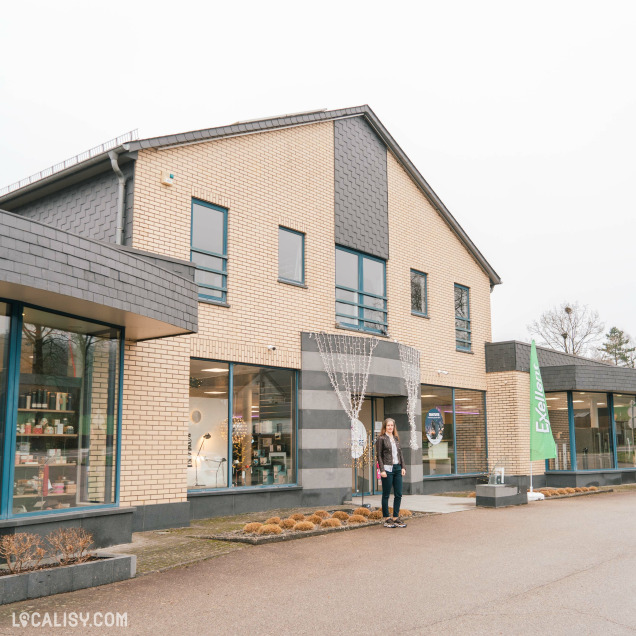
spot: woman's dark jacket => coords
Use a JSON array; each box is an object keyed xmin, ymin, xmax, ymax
[{"xmin": 376, "ymin": 434, "xmax": 405, "ymax": 471}]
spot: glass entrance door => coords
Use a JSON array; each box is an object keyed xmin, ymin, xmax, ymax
[{"xmin": 352, "ymin": 397, "xmax": 384, "ymax": 496}]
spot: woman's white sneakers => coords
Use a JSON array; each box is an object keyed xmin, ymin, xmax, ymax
[
  {"xmin": 383, "ymin": 519, "xmax": 396, "ymax": 528},
  {"xmin": 393, "ymin": 517, "xmax": 407, "ymax": 528}
]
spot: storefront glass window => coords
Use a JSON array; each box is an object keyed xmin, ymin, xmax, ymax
[
  {"xmin": 421, "ymin": 386, "xmax": 454, "ymax": 475},
  {"xmin": 613, "ymin": 394, "xmax": 636, "ymax": 469},
  {"xmin": 188, "ymin": 361, "xmax": 230, "ymax": 489},
  {"xmin": 14, "ymin": 308, "xmax": 121, "ymax": 514},
  {"xmin": 545, "ymin": 392, "xmax": 571, "ymax": 470},
  {"xmin": 188, "ymin": 361, "xmax": 296, "ymax": 489},
  {"xmin": 232, "ymin": 365, "xmax": 295, "ymax": 487},
  {"xmin": 0, "ymin": 303, "xmax": 10, "ymax": 461},
  {"xmin": 573, "ymin": 391, "xmax": 613, "ymax": 470},
  {"xmin": 454, "ymin": 389, "xmax": 487, "ymax": 474}
]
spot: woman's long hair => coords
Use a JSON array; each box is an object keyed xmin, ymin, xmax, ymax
[{"xmin": 380, "ymin": 417, "xmax": 399, "ymax": 441}]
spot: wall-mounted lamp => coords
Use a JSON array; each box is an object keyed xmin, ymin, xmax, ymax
[{"xmin": 437, "ymin": 370, "xmax": 449, "ymax": 375}]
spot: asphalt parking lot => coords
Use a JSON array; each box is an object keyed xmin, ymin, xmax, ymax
[{"xmin": 1, "ymin": 489, "xmax": 635, "ymax": 635}]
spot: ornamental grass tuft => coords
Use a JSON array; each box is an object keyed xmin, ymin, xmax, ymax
[
  {"xmin": 353, "ymin": 507, "xmax": 371, "ymax": 517},
  {"xmin": 280, "ymin": 518, "xmax": 296, "ymax": 529},
  {"xmin": 588, "ymin": 486, "xmax": 599, "ymax": 491},
  {"xmin": 265, "ymin": 517, "xmax": 282, "ymax": 526},
  {"xmin": 398, "ymin": 509, "xmax": 412, "ymax": 517},
  {"xmin": 320, "ymin": 518, "xmax": 342, "ymax": 528},
  {"xmin": 331, "ymin": 511, "xmax": 350, "ymax": 521},
  {"xmin": 307, "ymin": 514, "xmax": 323, "ymax": 524},
  {"xmin": 313, "ymin": 510, "xmax": 330, "ymax": 519},
  {"xmin": 289, "ymin": 513, "xmax": 305, "ymax": 521},
  {"xmin": 243, "ymin": 522, "xmax": 262, "ymax": 534},
  {"xmin": 348, "ymin": 514, "xmax": 367, "ymax": 524},
  {"xmin": 369, "ymin": 510, "xmax": 383, "ymax": 520},
  {"xmin": 565, "ymin": 488, "xmax": 576, "ymax": 494},
  {"xmin": 258, "ymin": 524, "xmax": 283, "ymax": 535},
  {"xmin": 293, "ymin": 521, "xmax": 315, "ymax": 532}
]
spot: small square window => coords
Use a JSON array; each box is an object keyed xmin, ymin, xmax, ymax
[
  {"xmin": 278, "ymin": 228, "xmax": 305, "ymax": 284},
  {"xmin": 411, "ymin": 270, "xmax": 428, "ymax": 316}
]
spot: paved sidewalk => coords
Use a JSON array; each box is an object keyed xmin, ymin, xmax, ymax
[{"xmin": 347, "ymin": 493, "xmax": 476, "ymax": 513}]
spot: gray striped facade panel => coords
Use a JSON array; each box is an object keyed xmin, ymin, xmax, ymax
[
  {"xmin": 299, "ymin": 467, "xmax": 351, "ymax": 490},
  {"xmin": 12, "ymin": 163, "xmax": 135, "ymax": 245},
  {"xmin": 334, "ymin": 117, "xmax": 388, "ymax": 259},
  {"xmin": 0, "ymin": 209, "xmax": 198, "ymax": 333}
]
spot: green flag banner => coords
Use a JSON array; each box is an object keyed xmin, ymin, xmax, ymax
[{"xmin": 530, "ymin": 340, "xmax": 557, "ymax": 461}]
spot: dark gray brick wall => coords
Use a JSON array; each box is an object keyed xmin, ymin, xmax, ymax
[
  {"xmin": 0, "ymin": 209, "xmax": 197, "ymax": 334},
  {"xmin": 486, "ymin": 341, "xmax": 611, "ymax": 373},
  {"xmin": 12, "ymin": 164, "xmax": 134, "ymax": 245},
  {"xmin": 334, "ymin": 117, "xmax": 388, "ymax": 259}
]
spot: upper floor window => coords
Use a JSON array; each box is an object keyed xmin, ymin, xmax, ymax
[
  {"xmin": 191, "ymin": 199, "xmax": 228, "ymax": 303},
  {"xmin": 411, "ymin": 270, "xmax": 428, "ymax": 316},
  {"xmin": 278, "ymin": 227, "xmax": 305, "ymax": 285},
  {"xmin": 335, "ymin": 247, "xmax": 387, "ymax": 334},
  {"xmin": 454, "ymin": 284, "xmax": 471, "ymax": 351}
]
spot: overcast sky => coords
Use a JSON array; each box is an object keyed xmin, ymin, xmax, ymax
[{"xmin": 2, "ymin": 1, "xmax": 635, "ymax": 345}]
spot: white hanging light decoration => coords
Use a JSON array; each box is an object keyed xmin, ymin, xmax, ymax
[
  {"xmin": 311, "ymin": 332, "xmax": 378, "ymax": 457},
  {"xmin": 398, "ymin": 343, "xmax": 421, "ymax": 450}
]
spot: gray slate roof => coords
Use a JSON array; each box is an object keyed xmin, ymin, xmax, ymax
[{"xmin": 1, "ymin": 105, "xmax": 502, "ymax": 285}]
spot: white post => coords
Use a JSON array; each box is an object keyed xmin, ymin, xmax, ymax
[{"xmin": 529, "ymin": 459, "xmax": 533, "ymax": 493}]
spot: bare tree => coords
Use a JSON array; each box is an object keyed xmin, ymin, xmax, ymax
[{"xmin": 527, "ymin": 302, "xmax": 604, "ymax": 356}]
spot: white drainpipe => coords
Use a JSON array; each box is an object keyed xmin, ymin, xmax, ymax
[{"xmin": 109, "ymin": 150, "xmax": 126, "ymax": 245}]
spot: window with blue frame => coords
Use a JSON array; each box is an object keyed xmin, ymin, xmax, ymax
[
  {"xmin": 191, "ymin": 199, "xmax": 228, "ymax": 303},
  {"xmin": 335, "ymin": 247, "xmax": 387, "ymax": 334},
  {"xmin": 454, "ymin": 284, "xmax": 471, "ymax": 351},
  {"xmin": 7, "ymin": 305, "xmax": 122, "ymax": 517},
  {"xmin": 411, "ymin": 270, "xmax": 428, "ymax": 316},
  {"xmin": 278, "ymin": 227, "xmax": 304, "ymax": 285},
  {"xmin": 188, "ymin": 359, "xmax": 297, "ymax": 489}
]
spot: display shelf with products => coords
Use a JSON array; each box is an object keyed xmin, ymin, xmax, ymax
[{"xmin": 13, "ymin": 377, "xmax": 81, "ymax": 513}]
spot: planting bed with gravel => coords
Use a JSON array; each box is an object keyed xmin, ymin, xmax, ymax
[{"xmin": 204, "ymin": 508, "xmax": 428, "ymax": 544}]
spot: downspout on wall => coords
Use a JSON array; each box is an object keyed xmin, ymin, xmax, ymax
[{"xmin": 109, "ymin": 150, "xmax": 127, "ymax": 245}]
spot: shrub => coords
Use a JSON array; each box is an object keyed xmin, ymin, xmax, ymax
[
  {"xmin": 580, "ymin": 487, "xmax": 590, "ymax": 492},
  {"xmin": 556, "ymin": 489, "xmax": 568, "ymax": 495},
  {"xmin": 574, "ymin": 487, "xmax": 584, "ymax": 493},
  {"xmin": 46, "ymin": 528, "xmax": 94, "ymax": 566},
  {"xmin": 331, "ymin": 511, "xmax": 350, "ymax": 521},
  {"xmin": 258, "ymin": 524, "xmax": 283, "ymax": 535},
  {"xmin": 369, "ymin": 510, "xmax": 383, "ymax": 520},
  {"xmin": 0, "ymin": 533, "xmax": 46, "ymax": 573},
  {"xmin": 307, "ymin": 514, "xmax": 323, "ymax": 524},
  {"xmin": 293, "ymin": 521, "xmax": 315, "ymax": 532},
  {"xmin": 313, "ymin": 510, "xmax": 330, "ymax": 519},
  {"xmin": 265, "ymin": 517, "xmax": 282, "ymax": 525},
  {"xmin": 398, "ymin": 509, "xmax": 412, "ymax": 517},
  {"xmin": 280, "ymin": 519, "xmax": 297, "ymax": 529},
  {"xmin": 565, "ymin": 488, "xmax": 576, "ymax": 494},
  {"xmin": 588, "ymin": 486, "xmax": 599, "ymax": 491},
  {"xmin": 320, "ymin": 518, "xmax": 342, "ymax": 528},
  {"xmin": 289, "ymin": 513, "xmax": 305, "ymax": 521},
  {"xmin": 243, "ymin": 522, "xmax": 263, "ymax": 534},
  {"xmin": 353, "ymin": 507, "xmax": 371, "ymax": 517},
  {"xmin": 348, "ymin": 515, "xmax": 367, "ymax": 524},
  {"xmin": 543, "ymin": 490, "xmax": 555, "ymax": 497}
]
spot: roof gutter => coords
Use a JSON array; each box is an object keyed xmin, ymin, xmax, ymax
[
  {"xmin": 108, "ymin": 150, "xmax": 127, "ymax": 245},
  {"xmin": 0, "ymin": 144, "xmax": 131, "ymax": 208}
]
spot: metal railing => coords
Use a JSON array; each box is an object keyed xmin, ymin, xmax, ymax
[{"xmin": 0, "ymin": 129, "xmax": 139, "ymax": 197}]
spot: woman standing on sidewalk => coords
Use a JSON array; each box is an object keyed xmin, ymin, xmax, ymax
[{"xmin": 376, "ymin": 418, "xmax": 407, "ymax": 528}]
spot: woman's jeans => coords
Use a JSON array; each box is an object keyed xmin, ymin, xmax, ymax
[{"xmin": 381, "ymin": 465, "xmax": 403, "ymax": 517}]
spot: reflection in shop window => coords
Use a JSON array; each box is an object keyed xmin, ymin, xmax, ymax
[
  {"xmin": 421, "ymin": 386, "xmax": 454, "ymax": 475},
  {"xmin": 454, "ymin": 389, "xmax": 487, "ymax": 474},
  {"xmin": 546, "ymin": 392, "xmax": 571, "ymax": 470},
  {"xmin": 614, "ymin": 394, "xmax": 636, "ymax": 468},
  {"xmin": 573, "ymin": 392, "xmax": 613, "ymax": 470},
  {"xmin": 14, "ymin": 308, "xmax": 121, "ymax": 515}
]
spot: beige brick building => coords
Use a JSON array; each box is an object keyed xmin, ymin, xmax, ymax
[{"xmin": 3, "ymin": 105, "xmax": 633, "ymax": 544}]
